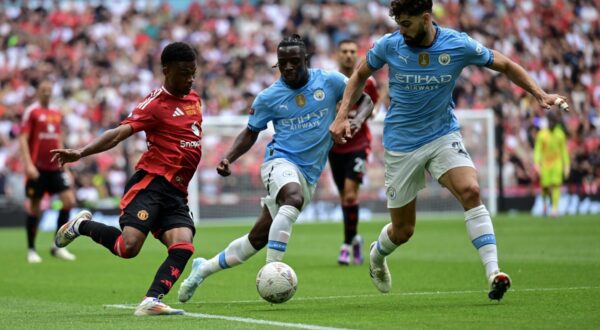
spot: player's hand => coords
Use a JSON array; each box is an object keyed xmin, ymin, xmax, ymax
[
  {"xmin": 25, "ymin": 164, "xmax": 39, "ymax": 180},
  {"xmin": 217, "ymin": 158, "xmax": 231, "ymax": 177},
  {"xmin": 348, "ymin": 119, "xmax": 362, "ymax": 138},
  {"xmin": 329, "ymin": 118, "xmax": 352, "ymax": 144},
  {"xmin": 50, "ymin": 148, "xmax": 82, "ymax": 167},
  {"xmin": 539, "ymin": 94, "xmax": 570, "ymax": 112}
]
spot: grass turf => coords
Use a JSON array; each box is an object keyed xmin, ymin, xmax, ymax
[{"xmin": 0, "ymin": 214, "xmax": 599, "ymax": 329}]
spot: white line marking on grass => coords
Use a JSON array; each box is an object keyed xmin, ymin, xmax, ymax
[
  {"xmin": 104, "ymin": 304, "xmax": 350, "ymax": 330},
  {"xmin": 193, "ymin": 286, "xmax": 600, "ymax": 304}
]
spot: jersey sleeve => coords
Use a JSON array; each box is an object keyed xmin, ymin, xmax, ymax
[
  {"xmin": 20, "ymin": 108, "xmax": 34, "ymax": 135},
  {"xmin": 364, "ymin": 78, "xmax": 379, "ymax": 104},
  {"xmin": 328, "ymin": 71, "xmax": 348, "ymax": 101},
  {"xmin": 366, "ymin": 34, "xmax": 390, "ymax": 71},
  {"xmin": 247, "ymin": 93, "xmax": 270, "ymax": 132},
  {"xmin": 461, "ymin": 33, "xmax": 494, "ymax": 67},
  {"xmin": 120, "ymin": 102, "xmax": 157, "ymax": 133}
]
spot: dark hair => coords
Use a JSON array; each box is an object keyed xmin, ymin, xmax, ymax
[
  {"xmin": 278, "ymin": 34, "xmax": 307, "ymax": 53},
  {"xmin": 389, "ymin": 0, "xmax": 433, "ymax": 19},
  {"xmin": 337, "ymin": 39, "xmax": 357, "ymax": 48},
  {"xmin": 160, "ymin": 42, "xmax": 197, "ymax": 66}
]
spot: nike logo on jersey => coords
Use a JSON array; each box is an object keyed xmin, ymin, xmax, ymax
[{"xmin": 172, "ymin": 107, "xmax": 185, "ymax": 117}]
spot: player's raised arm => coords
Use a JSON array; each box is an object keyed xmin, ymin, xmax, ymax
[
  {"xmin": 487, "ymin": 50, "xmax": 569, "ymax": 111},
  {"xmin": 330, "ymin": 59, "xmax": 375, "ymax": 144},
  {"xmin": 51, "ymin": 124, "xmax": 133, "ymax": 167},
  {"xmin": 217, "ymin": 127, "xmax": 259, "ymax": 177}
]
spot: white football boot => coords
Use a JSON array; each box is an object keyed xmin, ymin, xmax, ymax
[
  {"xmin": 134, "ymin": 296, "xmax": 184, "ymax": 316},
  {"xmin": 369, "ymin": 242, "xmax": 392, "ymax": 293},
  {"xmin": 178, "ymin": 257, "xmax": 206, "ymax": 303},
  {"xmin": 27, "ymin": 249, "xmax": 42, "ymax": 264},
  {"xmin": 55, "ymin": 210, "xmax": 92, "ymax": 248}
]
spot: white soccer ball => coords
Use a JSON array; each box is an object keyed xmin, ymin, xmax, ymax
[{"xmin": 256, "ymin": 262, "xmax": 298, "ymax": 304}]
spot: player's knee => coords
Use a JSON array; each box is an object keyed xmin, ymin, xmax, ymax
[
  {"xmin": 390, "ymin": 222, "xmax": 414, "ymax": 244},
  {"xmin": 121, "ymin": 237, "xmax": 143, "ymax": 258},
  {"xmin": 459, "ymin": 183, "xmax": 481, "ymax": 205},
  {"xmin": 342, "ymin": 194, "xmax": 358, "ymax": 206},
  {"xmin": 280, "ymin": 193, "xmax": 304, "ymax": 210}
]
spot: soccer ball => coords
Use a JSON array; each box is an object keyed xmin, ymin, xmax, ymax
[{"xmin": 256, "ymin": 262, "xmax": 298, "ymax": 304}]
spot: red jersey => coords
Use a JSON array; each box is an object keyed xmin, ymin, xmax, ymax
[
  {"xmin": 331, "ymin": 77, "xmax": 379, "ymax": 154},
  {"xmin": 121, "ymin": 87, "xmax": 203, "ymax": 194},
  {"xmin": 21, "ymin": 103, "xmax": 62, "ymax": 171}
]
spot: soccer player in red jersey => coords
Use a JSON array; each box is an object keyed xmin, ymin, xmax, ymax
[
  {"xmin": 19, "ymin": 79, "xmax": 77, "ymax": 263},
  {"xmin": 328, "ymin": 40, "xmax": 379, "ymax": 266},
  {"xmin": 51, "ymin": 42, "xmax": 201, "ymax": 316}
]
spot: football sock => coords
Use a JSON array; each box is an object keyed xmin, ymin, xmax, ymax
[
  {"xmin": 551, "ymin": 186, "xmax": 560, "ymax": 213},
  {"xmin": 77, "ymin": 221, "xmax": 123, "ymax": 257},
  {"xmin": 266, "ymin": 205, "xmax": 300, "ymax": 263},
  {"xmin": 371, "ymin": 223, "xmax": 398, "ymax": 264},
  {"xmin": 464, "ymin": 205, "xmax": 499, "ymax": 278},
  {"xmin": 25, "ymin": 214, "xmax": 39, "ymax": 249},
  {"xmin": 342, "ymin": 204, "xmax": 359, "ymax": 244},
  {"xmin": 146, "ymin": 242, "xmax": 194, "ymax": 297},
  {"xmin": 201, "ymin": 234, "xmax": 257, "ymax": 277},
  {"xmin": 56, "ymin": 209, "xmax": 70, "ymax": 234}
]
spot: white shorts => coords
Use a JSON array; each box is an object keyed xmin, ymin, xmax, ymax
[
  {"xmin": 260, "ymin": 158, "xmax": 316, "ymax": 218},
  {"xmin": 384, "ymin": 131, "xmax": 475, "ymax": 208}
]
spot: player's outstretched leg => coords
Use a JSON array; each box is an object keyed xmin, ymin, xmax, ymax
[
  {"xmin": 54, "ymin": 210, "xmax": 92, "ymax": 248},
  {"xmin": 488, "ymin": 271, "xmax": 512, "ymax": 301},
  {"xmin": 134, "ymin": 296, "xmax": 184, "ymax": 316},
  {"xmin": 179, "ymin": 234, "xmax": 258, "ymax": 303}
]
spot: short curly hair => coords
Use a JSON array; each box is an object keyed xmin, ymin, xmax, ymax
[
  {"xmin": 389, "ymin": 0, "xmax": 433, "ymax": 19},
  {"xmin": 160, "ymin": 42, "xmax": 197, "ymax": 66}
]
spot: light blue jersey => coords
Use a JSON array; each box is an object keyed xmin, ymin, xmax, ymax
[
  {"xmin": 248, "ymin": 68, "xmax": 347, "ymax": 184},
  {"xmin": 367, "ymin": 24, "xmax": 494, "ymax": 152}
]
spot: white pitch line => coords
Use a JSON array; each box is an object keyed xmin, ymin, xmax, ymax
[
  {"xmin": 189, "ymin": 285, "xmax": 600, "ymax": 304},
  {"xmin": 104, "ymin": 304, "xmax": 350, "ymax": 330}
]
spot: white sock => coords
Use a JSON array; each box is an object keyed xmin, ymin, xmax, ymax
[
  {"xmin": 266, "ymin": 205, "xmax": 300, "ymax": 263},
  {"xmin": 371, "ymin": 223, "xmax": 398, "ymax": 264},
  {"xmin": 201, "ymin": 234, "xmax": 257, "ymax": 277},
  {"xmin": 464, "ymin": 205, "xmax": 499, "ymax": 278}
]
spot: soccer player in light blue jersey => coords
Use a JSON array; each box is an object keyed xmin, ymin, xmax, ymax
[
  {"xmin": 330, "ymin": 0, "xmax": 569, "ymax": 301},
  {"xmin": 178, "ymin": 35, "xmax": 374, "ymax": 303}
]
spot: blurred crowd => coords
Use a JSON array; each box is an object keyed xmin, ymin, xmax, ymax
[{"xmin": 0, "ymin": 0, "xmax": 599, "ymax": 210}]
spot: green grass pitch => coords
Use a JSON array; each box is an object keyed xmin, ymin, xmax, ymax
[{"xmin": 1, "ymin": 214, "xmax": 599, "ymax": 329}]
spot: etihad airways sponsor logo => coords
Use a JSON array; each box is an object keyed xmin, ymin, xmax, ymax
[{"xmin": 394, "ymin": 74, "xmax": 453, "ymax": 84}]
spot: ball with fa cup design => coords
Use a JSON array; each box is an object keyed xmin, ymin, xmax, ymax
[{"xmin": 256, "ymin": 262, "xmax": 298, "ymax": 304}]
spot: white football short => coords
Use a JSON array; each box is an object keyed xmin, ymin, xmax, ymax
[
  {"xmin": 384, "ymin": 131, "xmax": 475, "ymax": 208},
  {"xmin": 260, "ymin": 158, "xmax": 316, "ymax": 218}
]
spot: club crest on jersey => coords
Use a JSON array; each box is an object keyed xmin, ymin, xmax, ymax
[
  {"xmin": 295, "ymin": 94, "xmax": 306, "ymax": 107},
  {"xmin": 438, "ymin": 53, "xmax": 451, "ymax": 65},
  {"xmin": 137, "ymin": 210, "xmax": 149, "ymax": 221},
  {"xmin": 418, "ymin": 52, "xmax": 429, "ymax": 67},
  {"xmin": 191, "ymin": 121, "xmax": 201, "ymax": 136},
  {"xmin": 313, "ymin": 89, "xmax": 325, "ymax": 101}
]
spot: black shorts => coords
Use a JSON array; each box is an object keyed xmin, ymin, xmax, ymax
[
  {"xmin": 26, "ymin": 170, "xmax": 71, "ymax": 199},
  {"xmin": 119, "ymin": 170, "xmax": 195, "ymax": 239},
  {"xmin": 328, "ymin": 150, "xmax": 368, "ymax": 193}
]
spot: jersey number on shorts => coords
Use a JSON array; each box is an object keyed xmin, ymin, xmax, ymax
[{"xmin": 353, "ymin": 157, "xmax": 366, "ymax": 174}]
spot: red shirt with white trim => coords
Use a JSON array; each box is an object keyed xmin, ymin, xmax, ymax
[
  {"xmin": 21, "ymin": 103, "xmax": 62, "ymax": 171},
  {"xmin": 120, "ymin": 87, "xmax": 203, "ymax": 194},
  {"xmin": 331, "ymin": 77, "xmax": 379, "ymax": 154}
]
